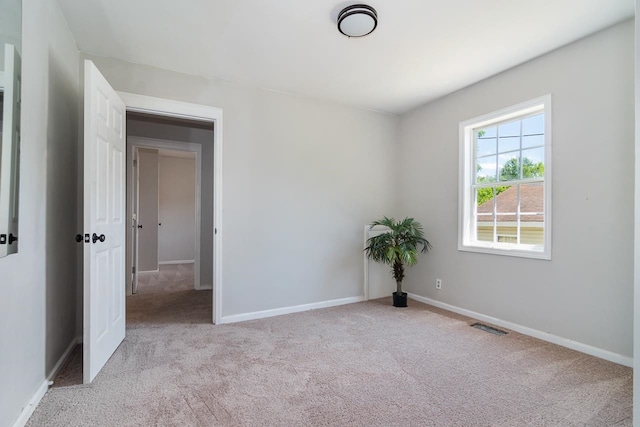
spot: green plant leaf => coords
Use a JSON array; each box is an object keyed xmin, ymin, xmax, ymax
[{"xmin": 364, "ymin": 217, "xmax": 432, "ymax": 275}]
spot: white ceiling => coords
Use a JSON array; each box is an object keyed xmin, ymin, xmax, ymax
[{"xmin": 57, "ymin": 0, "xmax": 634, "ymax": 114}]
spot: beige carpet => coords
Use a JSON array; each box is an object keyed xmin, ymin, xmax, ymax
[{"xmin": 28, "ymin": 266, "xmax": 632, "ymax": 426}]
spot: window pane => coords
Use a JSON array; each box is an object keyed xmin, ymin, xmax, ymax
[
  {"xmin": 522, "ymin": 134, "xmax": 543, "ymax": 149},
  {"xmin": 522, "ymin": 113, "xmax": 544, "ymax": 136},
  {"xmin": 476, "ymin": 156, "xmax": 497, "ymax": 183},
  {"xmin": 498, "ymin": 136, "xmax": 519, "ymax": 153},
  {"xmin": 476, "ymin": 126, "xmax": 497, "ymax": 138},
  {"xmin": 476, "ymin": 186, "xmax": 496, "ymax": 208},
  {"xmin": 476, "ymin": 188, "xmax": 494, "ymax": 242},
  {"xmin": 498, "ymin": 153, "xmax": 520, "ymax": 182},
  {"xmin": 520, "ymin": 183, "xmax": 544, "ymax": 245},
  {"xmin": 495, "ymin": 185, "xmax": 516, "ymax": 238},
  {"xmin": 477, "ymin": 137, "xmax": 497, "ymax": 157},
  {"xmin": 521, "ymin": 148, "xmax": 545, "ymax": 178},
  {"xmin": 498, "ymin": 120, "xmax": 520, "ymax": 137}
]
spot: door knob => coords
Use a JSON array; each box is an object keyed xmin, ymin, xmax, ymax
[
  {"xmin": 75, "ymin": 234, "xmax": 91, "ymax": 243},
  {"xmin": 8, "ymin": 234, "xmax": 17, "ymax": 244},
  {"xmin": 92, "ymin": 233, "xmax": 106, "ymax": 243},
  {"xmin": 137, "ymin": 225, "xmax": 143, "ymax": 229}
]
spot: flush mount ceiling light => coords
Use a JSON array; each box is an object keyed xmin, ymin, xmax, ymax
[{"xmin": 337, "ymin": 4, "xmax": 378, "ymax": 38}]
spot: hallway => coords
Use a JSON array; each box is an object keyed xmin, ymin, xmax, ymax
[{"xmin": 128, "ymin": 264, "xmax": 212, "ymax": 327}]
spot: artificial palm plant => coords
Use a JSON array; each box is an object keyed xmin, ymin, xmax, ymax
[{"xmin": 365, "ymin": 217, "xmax": 432, "ymax": 307}]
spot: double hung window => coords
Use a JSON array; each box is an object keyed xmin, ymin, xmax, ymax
[{"xmin": 459, "ymin": 96, "xmax": 551, "ymax": 259}]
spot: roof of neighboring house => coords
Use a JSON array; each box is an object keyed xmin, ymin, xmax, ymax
[{"xmin": 477, "ymin": 185, "xmax": 544, "ymax": 222}]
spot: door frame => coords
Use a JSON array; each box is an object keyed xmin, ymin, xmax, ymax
[
  {"xmin": 119, "ymin": 92, "xmax": 223, "ymax": 324},
  {"xmin": 127, "ymin": 137, "xmax": 203, "ymax": 291}
]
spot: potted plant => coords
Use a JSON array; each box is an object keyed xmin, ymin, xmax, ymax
[{"xmin": 364, "ymin": 216, "xmax": 432, "ymax": 307}]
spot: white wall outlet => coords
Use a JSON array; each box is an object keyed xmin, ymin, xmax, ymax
[{"xmin": 435, "ymin": 278, "xmax": 442, "ymax": 290}]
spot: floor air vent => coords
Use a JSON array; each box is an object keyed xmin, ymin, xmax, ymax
[{"xmin": 471, "ymin": 323, "xmax": 507, "ymax": 336}]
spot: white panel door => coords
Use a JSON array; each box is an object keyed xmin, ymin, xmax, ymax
[
  {"xmin": 83, "ymin": 60, "xmax": 126, "ymax": 384},
  {"xmin": 367, "ymin": 227, "xmax": 395, "ymax": 300},
  {"xmin": 0, "ymin": 44, "xmax": 21, "ymax": 256}
]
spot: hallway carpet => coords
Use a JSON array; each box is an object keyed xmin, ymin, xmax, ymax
[{"xmin": 28, "ymin": 271, "xmax": 631, "ymax": 426}]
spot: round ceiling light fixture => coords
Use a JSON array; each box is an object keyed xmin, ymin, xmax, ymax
[{"xmin": 337, "ymin": 4, "xmax": 378, "ymax": 38}]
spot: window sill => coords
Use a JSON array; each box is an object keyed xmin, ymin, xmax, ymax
[{"xmin": 458, "ymin": 242, "xmax": 551, "ymax": 260}]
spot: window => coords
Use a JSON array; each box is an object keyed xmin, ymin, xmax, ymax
[{"xmin": 459, "ymin": 95, "xmax": 551, "ymax": 259}]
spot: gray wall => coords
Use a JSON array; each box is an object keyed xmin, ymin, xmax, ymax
[
  {"xmin": 397, "ymin": 21, "xmax": 634, "ymax": 358},
  {"xmin": 91, "ymin": 53, "xmax": 400, "ymax": 317},
  {"xmin": 44, "ymin": 0, "xmax": 80, "ymax": 381},
  {"xmin": 0, "ymin": 0, "xmax": 80, "ymax": 425},
  {"xmin": 159, "ymin": 155, "xmax": 196, "ymax": 263},
  {"xmin": 137, "ymin": 148, "xmax": 159, "ymax": 271}
]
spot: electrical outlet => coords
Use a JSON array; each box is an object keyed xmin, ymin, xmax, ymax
[{"xmin": 435, "ymin": 278, "xmax": 442, "ymax": 290}]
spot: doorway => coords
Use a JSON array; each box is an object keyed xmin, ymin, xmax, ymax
[
  {"xmin": 118, "ymin": 92, "xmax": 223, "ymax": 325},
  {"xmin": 126, "ymin": 112, "xmax": 213, "ymax": 303},
  {"xmin": 133, "ymin": 146, "xmax": 200, "ymax": 291}
]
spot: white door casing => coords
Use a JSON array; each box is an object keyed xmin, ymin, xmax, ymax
[
  {"xmin": 83, "ymin": 60, "xmax": 126, "ymax": 383},
  {"xmin": 118, "ymin": 92, "xmax": 223, "ymax": 325},
  {"xmin": 0, "ymin": 44, "xmax": 21, "ymax": 256}
]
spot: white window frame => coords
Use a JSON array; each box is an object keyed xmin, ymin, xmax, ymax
[{"xmin": 458, "ymin": 95, "xmax": 552, "ymax": 260}]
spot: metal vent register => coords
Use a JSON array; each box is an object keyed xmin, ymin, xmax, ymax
[{"xmin": 471, "ymin": 323, "xmax": 508, "ymax": 336}]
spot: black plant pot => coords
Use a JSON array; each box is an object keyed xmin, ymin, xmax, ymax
[{"xmin": 393, "ymin": 292, "xmax": 408, "ymax": 307}]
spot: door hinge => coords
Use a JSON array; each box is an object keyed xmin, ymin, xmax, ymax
[
  {"xmin": 132, "ymin": 266, "xmax": 136, "ymax": 274},
  {"xmin": 133, "ymin": 159, "xmax": 137, "ymax": 167}
]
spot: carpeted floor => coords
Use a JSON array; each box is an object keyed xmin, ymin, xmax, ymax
[{"xmin": 28, "ymin": 265, "xmax": 632, "ymax": 426}]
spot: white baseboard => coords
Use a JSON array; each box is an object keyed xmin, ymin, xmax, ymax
[
  {"xmin": 12, "ymin": 337, "xmax": 81, "ymax": 427},
  {"xmin": 220, "ymin": 296, "xmax": 365, "ymax": 324},
  {"xmin": 158, "ymin": 260, "xmax": 194, "ymax": 265},
  {"xmin": 407, "ymin": 293, "xmax": 633, "ymax": 367},
  {"xmin": 11, "ymin": 380, "xmax": 48, "ymax": 427},
  {"xmin": 195, "ymin": 284, "xmax": 212, "ymax": 290}
]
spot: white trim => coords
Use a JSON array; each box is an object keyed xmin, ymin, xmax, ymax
[
  {"xmin": 11, "ymin": 381, "xmax": 48, "ymax": 427},
  {"xmin": 118, "ymin": 92, "xmax": 223, "ymax": 325},
  {"xmin": 158, "ymin": 260, "xmax": 195, "ymax": 265},
  {"xmin": 407, "ymin": 293, "xmax": 632, "ymax": 367},
  {"xmin": 47, "ymin": 338, "xmax": 79, "ymax": 382},
  {"xmin": 220, "ymin": 296, "xmax": 365, "ymax": 324},
  {"xmin": 458, "ymin": 94, "xmax": 552, "ymax": 260},
  {"xmin": 138, "ymin": 269, "xmax": 159, "ymax": 274}
]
